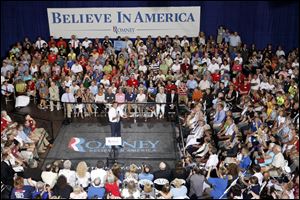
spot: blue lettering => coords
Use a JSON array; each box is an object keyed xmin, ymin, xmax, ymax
[
  {"xmin": 52, "ymin": 12, "xmax": 61, "ymax": 24},
  {"xmin": 86, "ymin": 14, "xmax": 93, "ymax": 23},
  {"xmin": 157, "ymin": 13, "xmax": 164, "ymax": 22},
  {"xmin": 71, "ymin": 14, "xmax": 79, "ymax": 23},
  {"xmin": 187, "ymin": 13, "xmax": 195, "ymax": 22},
  {"xmin": 145, "ymin": 13, "xmax": 155, "ymax": 22},
  {"xmin": 104, "ymin": 14, "xmax": 112, "ymax": 23},
  {"xmin": 63, "ymin": 14, "xmax": 71, "ymax": 23},
  {"xmin": 94, "ymin": 14, "xmax": 102, "ymax": 23},
  {"xmin": 165, "ymin": 13, "xmax": 173, "ymax": 22},
  {"xmin": 178, "ymin": 13, "xmax": 186, "ymax": 22},
  {"xmin": 134, "ymin": 11, "xmax": 144, "ymax": 23}
]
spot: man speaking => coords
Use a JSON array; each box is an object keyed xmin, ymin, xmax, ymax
[{"xmin": 108, "ymin": 102, "xmax": 121, "ymax": 137}]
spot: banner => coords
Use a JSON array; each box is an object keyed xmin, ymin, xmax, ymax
[{"xmin": 47, "ymin": 7, "xmax": 201, "ymax": 39}]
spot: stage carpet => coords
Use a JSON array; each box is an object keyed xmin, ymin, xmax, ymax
[{"xmin": 44, "ymin": 121, "xmax": 180, "ymax": 170}]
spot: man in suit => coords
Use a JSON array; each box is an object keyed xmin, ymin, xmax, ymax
[
  {"xmin": 166, "ymin": 89, "xmax": 178, "ymax": 120},
  {"xmin": 1, "ymin": 151, "xmax": 16, "ymax": 188}
]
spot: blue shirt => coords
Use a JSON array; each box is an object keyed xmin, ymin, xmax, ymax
[
  {"xmin": 186, "ymin": 80, "xmax": 198, "ymax": 90},
  {"xmin": 214, "ymin": 110, "xmax": 226, "ymax": 124},
  {"xmin": 11, "ymin": 186, "xmax": 35, "ymax": 199},
  {"xmin": 125, "ymin": 92, "xmax": 136, "ymax": 102},
  {"xmin": 208, "ymin": 177, "xmax": 228, "ymax": 199},
  {"xmin": 240, "ymin": 155, "xmax": 251, "ymax": 170},
  {"xmin": 138, "ymin": 173, "xmax": 154, "ymax": 181},
  {"xmin": 89, "ymin": 85, "xmax": 98, "ymax": 96},
  {"xmin": 87, "ymin": 186, "xmax": 106, "ymax": 199},
  {"xmin": 17, "ymin": 130, "xmax": 33, "ymax": 143}
]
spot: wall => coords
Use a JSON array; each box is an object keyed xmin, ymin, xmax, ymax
[{"xmin": 1, "ymin": 1, "xmax": 299, "ymax": 58}]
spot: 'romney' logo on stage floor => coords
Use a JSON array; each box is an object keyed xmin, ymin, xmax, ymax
[
  {"xmin": 68, "ymin": 137, "xmax": 160, "ymax": 153},
  {"xmin": 68, "ymin": 137, "xmax": 86, "ymax": 152}
]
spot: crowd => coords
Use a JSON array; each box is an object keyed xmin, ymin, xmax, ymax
[{"xmin": 1, "ymin": 25, "xmax": 299, "ymax": 199}]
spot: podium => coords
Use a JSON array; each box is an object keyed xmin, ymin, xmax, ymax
[{"xmin": 105, "ymin": 137, "xmax": 122, "ymax": 167}]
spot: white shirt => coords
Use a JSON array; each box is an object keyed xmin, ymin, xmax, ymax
[
  {"xmin": 50, "ymin": 47, "xmax": 59, "ymax": 54},
  {"xmin": 136, "ymin": 93, "xmax": 146, "ymax": 102},
  {"xmin": 138, "ymin": 65, "xmax": 148, "ymax": 73},
  {"xmin": 75, "ymin": 172, "xmax": 91, "ymax": 188},
  {"xmin": 95, "ymin": 94, "xmax": 106, "ymax": 103},
  {"xmin": 253, "ymin": 172, "xmax": 263, "ymax": 186},
  {"xmin": 234, "ymin": 57, "xmax": 243, "ymax": 64},
  {"xmin": 155, "ymin": 93, "xmax": 166, "ymax": 103},
  {"xmin": 41, "ymin": 171, "xmax": 58, "ymax": 189},
  {"xmin": 70, "ymin": 85, "xmax": 80, "ymax": 95},
  {"xmin": 108, "ymin": 107, "xmax": 119, "ymax": 122},
  {"xmin": 276, "ymin": 50, "xmax": 285, "ymax": 57},
  {"xmin": 69, "ymin": 39, "xmax": 80, "ymax": 49},
  {"xmin": 35, "ymin": 40, "xmax": 47, "ymax": 49},
  {"xmin": 207, "ymin": 63, "xmax": 220, "ymax": 73},
  {"xmin": 180, "ymin": 39, "xmax": 190, "ymax": 47},
  {"xmin": 220, "ymin": 64, "xmax": 230, "ymax": 72},
  {"xmin": 82, "ymin": 40, "xmax": 92, "ymax": 49},
  {"xmin": 61, "ymin": 92, "xmax": 75, "ymax": 103},
  {"xmin": 90, "ymin": 168, "xmax": 107, "ymax": 187},
  {"xmin": 251, "ymin": 78, "xmax": 261, "ymax": 90},
  {"xmin": 199, "ymin": 80, "xmax": 211, "ymax": 91},
  {"xmin": 171, "ymin": 63, "xmax": 181, "ymax": 73},
  {"xmin": 58, "ymin": 169, "xmax": 76, "ymax": 187},
  {"xmin": 71, "ymin": 64, "xmax": 83, "ymax": 74},
  {"xmin": 1, "ymin": 84, "xmax": 14, "ymax": 95},
  {"xmin": 271, "ymin": 152, "xmax": 285, "ymax": 168},
  {"xmin": 93, "ymin": 64, "xmax": 103, "ymax": 72}
]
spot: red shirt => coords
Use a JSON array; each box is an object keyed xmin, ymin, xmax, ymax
[
  {"xmin": 127, "ymin": 78, "xmax": 139, "ymax": 88},
  {"xmin": 79, "ymin": 58, "xmax": 88, "ymax": 68},
  {"xmin": 98, "ymin": 47, "xmax": 104, "ymax": 55},
  {"xmin": 48, "ymin": 40, "xmax": 56, "ymax": 47},
  {"xmin": 48, "ymin": 54, "xmax": 57, "ymax": 64},
  {"xmin": 28, "ymin": 82, "xmax": 35, "ymax": 91},
  {"xmin": 239, "ymin": 82, "xmax": 251, "ymax": 94},
  {"xmin": 165, "ymin": 84, "xmax": 177, "ymax": 94},
  {"xmin": 211, "ymin": 73, "xmax": 221, "ymax": 83},
  {"xmin": 180, "ymin": 63, "xmax": 190, "ymax": 74},
  {"xmin": 105, "ymin": 182, "xmax": 121, "ymax": 197},
  {"xmin": 232, "ymin": 64, "xmax": 242, "ymax": 73},
  {"xmin": 1, "ymin": 117, "xmax": 9, "ymax": 132},
  {"xmin": 57, "ymin": 40, "xmax": 67, "ymax": 48}
]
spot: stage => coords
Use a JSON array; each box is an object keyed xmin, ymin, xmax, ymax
[{"xmin": 44, "ymin": 121, "xmax": 180, "ymax": 170}]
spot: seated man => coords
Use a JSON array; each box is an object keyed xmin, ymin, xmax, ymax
[{"xmin": 212, "ymin": 103, "xmax": 226, "ymax": 133}]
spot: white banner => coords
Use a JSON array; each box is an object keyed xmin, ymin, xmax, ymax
[{"xmin": 47, "ymin": 7, "xmax": 201, "ymax": 39}]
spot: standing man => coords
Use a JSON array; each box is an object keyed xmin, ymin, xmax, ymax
[
  {"xmin": 61, "ymin": 87, "xmax": 75, "ymax": 124},
  {"xmin": 108, "ymin": 102, "xmax": 121, "ymax": 137}
]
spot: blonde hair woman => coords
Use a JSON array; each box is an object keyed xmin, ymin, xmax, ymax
[
  {"xmin": 75, "ymin": 161, "xmax": 91, "ymax": 189},
  {"xmin": 70, "ymin": 185, "xmax": 88, "ymax": 199}
]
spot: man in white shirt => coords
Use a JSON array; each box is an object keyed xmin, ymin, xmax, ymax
[
  {"xmin": 35, "ymin": 37, "xmax": 47, "ymax": 49},
  {"xmin": 234, "ymin": 53, "xmax": 243, "ymax": 65},
  {"xmin": 268, "ymin": 145, "xmax": 286, "ymax": 177},
  {"xmin": 90, "ymin": 160, "xmax": 107, "ymax": 187},
  {"xmin": 250, "ymin": 74, "xmax": 260, "ymax": 91},
  {"xmin": 199, "ymin": 75, "xmax": 211, "ymax": 91},
  {"xmin": 207, "ymin": 59, "xmax": 220, "ymax": 74},
  {"xmin": 138, "ymin": 60, "xmax": 147, "ymax": 73},
  {"xmin": 156, "ymin": 87, "xmax": 166, "ymax": 118},
  {"xmin": 1, "ymin": 80, "xmax": 14, "ymax": 96},
  {"xmin": 93, "ymin": 60, "xmax": 103, "ymax": 72},
  {"xmin": 71, "ymin": 61, "xmax": 83, "ymax": 74},
  {"xmin": 58, "ymin": 160, "xmax": 76, "ymax": 187},
  {"xmin": 68, "ymin": 35, "xmax": 80, "ymax": 49},
  {"xmin": 180, "ymin": 36, "xmax": 190, "ymax": 47},
  {"xmin": 82, "ymin": 37, "xmax": 92, "ymax": 49},
  {"xmin": 61, "ymin": 87, "xmax": 75, "ymax": 124},
  {"xmin": 171, "ymin": 60, "xmax": 181, "ymax": 73},
  {"xmin": 108, "ymin": 102, "xmax": 121, "ymax": 137},
  {"xmin": 1, "ymin": 61, "xmax": 15, "ymax": 76}
]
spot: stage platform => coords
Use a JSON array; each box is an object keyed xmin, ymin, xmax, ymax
[{"xmin": 44, "ymin": 121, "xmax": 180, "ymax": 170}]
